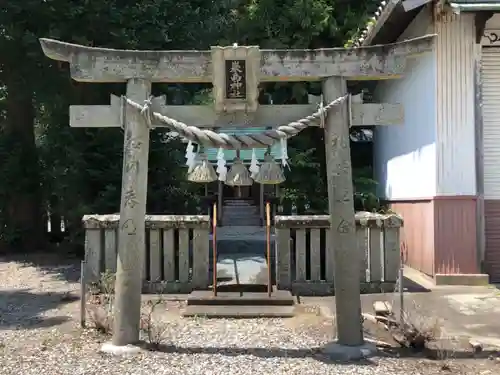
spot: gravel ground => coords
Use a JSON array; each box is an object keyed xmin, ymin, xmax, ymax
[{"xmin": 0, "ymin": 254, "xmax": 498, "ymax": 375}]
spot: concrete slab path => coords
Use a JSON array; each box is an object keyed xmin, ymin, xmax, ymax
[{"xmin": 303, "ymin": 269, "xmax": 500, "ymax": 349}]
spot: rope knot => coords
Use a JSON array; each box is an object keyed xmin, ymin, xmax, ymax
[
  {"xmin": 318, "ymin": 94, "xmax": 326, "ymax": 128},
  {"xmin": 140, "ymin": 96, "xmax": 154, "ymax": 128}
]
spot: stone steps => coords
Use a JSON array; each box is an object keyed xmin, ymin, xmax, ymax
[
  {"xmin": 221, "ymin": 201, "xmax": 261, "ymax": 227},
  {"xmin": 182, "ymin": 304, "xmax": 295, "ymax": 318},
  {"xmin": 223, "ymin": 213, "xmax": 259, "ymax": 219},
  {"xmin": 221, "ymin": 219, "xmax": 261, "ymax": 226},
  {"xmin": 182, "ymin": 290, "xmax": 295, "ymax": 318},
  {"xmin": 223, "ymin": 205, "xmax": 258, "ymax": 211},
  {"xmin": 224, "ymin": 199, "xmax": 254, "ymax": 206},
  {"xmin": 186, "ymin": 290, "xmax": 294, "ymax": 306}
]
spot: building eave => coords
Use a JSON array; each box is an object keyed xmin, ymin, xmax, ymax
[
  {"xmin": 355, "ymin": 0, "xmax": 426, "ymax": 47},
  {"xmin": 360, "ymin": 1, "xmax": 400, "ymax": 46}
]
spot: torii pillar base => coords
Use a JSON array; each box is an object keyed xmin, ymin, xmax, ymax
[
  {"xmin": 100, "ymin": 342, "xmax": 144, "ymax": 356},
  {"xmin": 322, "ymin": 340, "xmax": 377, "ymax": 361}
]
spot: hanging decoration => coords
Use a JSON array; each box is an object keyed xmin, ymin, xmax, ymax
[
  {"xmin": 225, "ymin": 157, "xmax": 253, "ymax": 186},
  {"xmin": 280, "ymin": 138, "xmax": 290, "ymax": 169},
  {"xmin": 253, "ymin": 153, "xmax": 285, "ymax": 185},
  {"xmin": 187, "ymin": 152, "xmax": 217, "ymax": 183},
  {"xmin": 216, "ymin": 147, "xmax": 227, "ymax": 181},
  {"xmin": 249, "ymin": 148, "xmax": 260, "ymax": 178},
  {"xmin": 185, "ymin": 140, "xmax": 196, "ymax": 172}
]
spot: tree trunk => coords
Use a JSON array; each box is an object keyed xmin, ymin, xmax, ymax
[{"xmin": 2, "ymin": 73, "xmax": 45, "ymax": 252}]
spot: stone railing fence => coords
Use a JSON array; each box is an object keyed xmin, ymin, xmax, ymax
[
  {"xmin": 82, "ymin": 211, "xmax": 403, "ymax": 296},
  {"xmin": 82, "ymin": 214, "xmax": 210, "ymax": 293},
  {"xmin": 274, "ymin": 212, "xmax": 404, "ymax": 295}
]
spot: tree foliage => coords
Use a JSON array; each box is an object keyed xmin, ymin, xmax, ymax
[{"xmin": 0, "ymin": 0, "xmax": 380, "ymax": 251}]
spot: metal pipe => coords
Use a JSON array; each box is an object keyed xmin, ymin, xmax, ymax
[
  {"xmin": 259, "ymin": 184, "xmax": 264, "ymax": 225},
  {"xmin": 266, "ymin": 202, "xmax": 272, "ymax": 297},
  {"xmin": 398, "ymin": 266, "xmax": 404, "ymax": 329},
  {"xmin": 80, "ymin": 260, "xmax": 86, "ymax": 328},
  {"xmin": 212, "ymin": 203, "xmax": 218, "ymax": 297},
  {"xmin": 205, "ymin": 184, "xmax": 209, "ymax": 217},
  {"xmin": 218, "ymin": 180, "xmax": 223, "ymax": 224},
  {"xmin": 450, "ymin": 3, "xmax": 500, "ymax": 12}
]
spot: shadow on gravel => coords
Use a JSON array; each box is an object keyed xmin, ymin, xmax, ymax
[
  {"xmin": 135, "ymin": 342, "xmax": 499, "ymax": 366},
  {"xmin": 0, "ymin": 288, "xmax": 78, "ymax": 330},
  {"xmin": 0, "ymin": 252, "xmax": 81, "ymax": 283},
  {"xmin": 378, "ymin": 346, "xmax": 499, "ymax": 361},
  {"xmin": 136, "ymin": 343, "xmax": 376, "ymax": 365}
]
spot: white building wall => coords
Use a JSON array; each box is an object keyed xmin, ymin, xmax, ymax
[
  {"xmin": 435, "ymin": 13, "xmax": 476, "ymax": 196},
  {"xmin": 373, "ymin": 7, "xmax": 437, "ymax": 199},
  {"xmin": 373, "ymin": 8, "xmax": 477, "ymax": 199}
]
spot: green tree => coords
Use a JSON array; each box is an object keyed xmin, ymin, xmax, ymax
[
  {"xmin": 231, "ymin": 0, "xmax": 380, "ymax": 213},
  {"xmin": 0, "ymin": 0, "xmax": 236, "ymax": 250},
  {"xmin": 0, "ymin": 0, "xmax": 380, "ymax": 252}
]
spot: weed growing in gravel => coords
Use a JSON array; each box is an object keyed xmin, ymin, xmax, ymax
[
  {"xmin": 432, "ymin": 331, "xmax": 460, "ymax": 371},
  {"xmin": 140, "ymin": 297, "xmax": 170, "ymax": 349},
  {"xmin": 394, "ymin": 299, "xmax": 459, "ymax": 371},
  {"xmin": 86, "ymin": 269, "xmax": 115, "ymax": 335},
  {"xmin": 85, "ymin": 273, "xmax": 172, "ymax": 348},
  {"xmin": 398, "ymin": 300, "xmax": 442, "ymax": 350}
]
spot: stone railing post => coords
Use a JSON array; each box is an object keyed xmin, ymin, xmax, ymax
[
  {"xmin": 274, "ymin": 212, "xmax": 404, "ymax": 294},
  {"xmin": 355, "ymin": 212, "xmax": 404, "ymax": 284},
  {"xmin": 82, "ymin": 214, "xmax": 211, "ymax": 294}
]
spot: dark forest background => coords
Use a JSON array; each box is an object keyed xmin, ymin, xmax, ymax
[{"xmin": 0, "ymin": 0, "xmax": 381, "ymax": 253}]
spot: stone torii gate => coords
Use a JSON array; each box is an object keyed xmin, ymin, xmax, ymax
[{"xmin": 40, "ymin": 35, "xmax": 434, "ymax": 353}]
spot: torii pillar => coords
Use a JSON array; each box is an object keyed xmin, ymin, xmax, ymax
[
  {"xmin": 323, "ymin": 77, "xmax": 364, "ymax": 346},
  {"xmin": 39, "ymin": 35, "xmax": 435, "ymax": 353}
]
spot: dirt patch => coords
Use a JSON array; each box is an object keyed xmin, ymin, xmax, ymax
[{"xmin": 285, "ymin": 304, "xmax": 335, "ymax": 342}]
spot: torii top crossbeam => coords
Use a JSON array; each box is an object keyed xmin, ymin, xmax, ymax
[{"xmin": 39, "ymin": 35, "xmax": 434, "ymax": 83}]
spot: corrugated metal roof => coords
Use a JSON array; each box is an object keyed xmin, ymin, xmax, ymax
[
  {"xmin": 205, "ymin": 127, "xmax": 282, "ymax": 163},
  {"xmin": 351, "ymin": 1, "xmax": 395, "ymax": 47},
  {"xmin": 352, "ymin": 0, "xmax": 500, "ymax": 48}
]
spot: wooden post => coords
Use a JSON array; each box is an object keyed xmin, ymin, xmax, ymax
[
  {"xmin": 205, "ymin": 184, "xmax": 210, "ymax": 216},
  {"xmin": 266, "ymin": 202, "xmax": 272, "ymax": 296},
  {"xmin": 274, "ymin": 184, "xmax": 280, "ymax": 218},
  {"xmin": 218, "ymin": 180, "xmax": 223, "ymax": 223},
  {"xmin": 112, "ymin": 78, "xmax": 151, "ymax": 346},
  {"xmin": 259, "ymin": 184, "xmax": 264, "ymax": 225},
  {"xmin": 80, "ymin": 260, "xmax": 86, "ymax": 328},
  {"xmin": 322, "ymin": 77, "xmax": 363, "ymax": 346}
]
